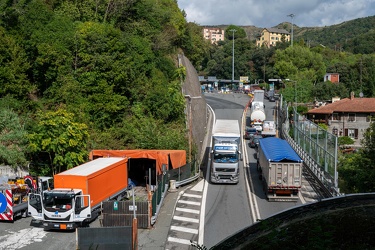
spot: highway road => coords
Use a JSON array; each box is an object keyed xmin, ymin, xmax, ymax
[{"xmin": 203, "ymin": 92, "xmax": 304, "ymax": 248}]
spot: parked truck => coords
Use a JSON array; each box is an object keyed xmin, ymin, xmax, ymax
[
  {"xmin": 261, "ymin": 120, "xmax": 277, "ymax": 137},
  {"xmin": 28, "ymin": 157, "xmax": 130, "ymax": 230},
  {"xmin": 257, "ymin": 137, "xmax": 303, "ymax": 201},
  {"xmin": 0, "ymin": 176, "xmax": 52, "ymax": 221},
  {"xmin": 211, "ymin": 119, "xmax": 242, "ymax": 184}
]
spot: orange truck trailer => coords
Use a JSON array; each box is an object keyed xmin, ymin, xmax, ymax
[{"xmin": 28, "ymin": 157, "xmax": 129, "ymax": 230}]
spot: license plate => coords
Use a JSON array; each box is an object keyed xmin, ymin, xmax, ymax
[{"xmin": 60, "ymin": 224, "xmax": 67, "ymax": 230}]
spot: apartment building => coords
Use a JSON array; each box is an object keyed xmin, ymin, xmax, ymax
[
  {"xmin": 203, "ymin": 27, "xmax": 225, "ymax": 44},
  {"xmin": 256, "ymin": 28, "xmax": 290, "ymax": 48}
]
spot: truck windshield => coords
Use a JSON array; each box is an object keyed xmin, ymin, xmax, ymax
[
  {"xmin": 44, "ymin": 193, "xmax": 74, "ymax": 212},
  {"xmin": 213, "ymin": 153, "xmax": 238, "ymax": 163}
]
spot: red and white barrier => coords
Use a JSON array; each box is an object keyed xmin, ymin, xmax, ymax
[{"xmin": 0, "ymin": 189, "xmax": 14, "ymax": 221}]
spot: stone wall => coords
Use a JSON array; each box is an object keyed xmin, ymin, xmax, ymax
[{"xmin": 179, "ymin": 54, "xmax": 211, "ymax": 167}]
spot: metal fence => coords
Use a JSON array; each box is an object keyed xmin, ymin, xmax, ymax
[
  {"xmin": 102, "ymin": 200, "xmax": 150, "ymax": 229},
  {"xmin": 280, "ymin": 97, "xmax": 339, "ymax": 195}
]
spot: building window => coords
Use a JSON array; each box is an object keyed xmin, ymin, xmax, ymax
[
  {"xmin": 332, "ymin": 113, "xmax": 339, "ymax": 121},
  {"xmin": 345, "ymin": 128, "xmax": 358, "ymax": 139},
  {"xmin": 348, "ymin": 113, "xmax": 355, "ymax": 122}
]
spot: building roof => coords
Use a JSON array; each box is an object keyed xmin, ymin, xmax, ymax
[
  {"xmin": 307, "ymin": 97, "xmax": 375, "ymax": 115},
  {"xmin": 263, "ymin": 28, "xmax": 290, "ymax": 34}
]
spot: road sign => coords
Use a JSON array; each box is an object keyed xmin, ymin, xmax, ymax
[
  {"xmin": 113, "ymin": 201, "xmax": 118, "ymax": 211},
  {"xmin": 129, "ymin": 205, "xmax": 137, "ymax": 211},
  {"xmin": 0, "ymin": 193, "xmax": 7, "ymax": 213}
]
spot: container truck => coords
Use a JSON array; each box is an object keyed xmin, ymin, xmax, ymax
[
  {"xmin": 28, "ymin": 157, "xmax": 130, "ymax": 230},
  {"xmin": 211, "ymin": 119, "xmax": 242, "ymax": 184},
  {"xmin": 0, "ymin": 176, "xmax": 52, "ymax": 221},
  {"xmin": 257, "ymin": 137, "xmax": 302, "ymax": 201},
  {"xmin": 261, "ymin": 120, "xmax": 277, "ymax": 137}
]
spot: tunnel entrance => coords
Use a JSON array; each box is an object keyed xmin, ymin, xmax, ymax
[{"xmin": 128, "ymin": 158, "xmax": 157, "ymax": 187}]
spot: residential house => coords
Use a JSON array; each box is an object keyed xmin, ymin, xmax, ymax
[
  {"xmin": 324, "ymin": 73, "xmax": 340, "ymax": 83},
  {"xmin": 256, "ymin": 28, "xmax": 290, "ymax": 48},
  {"xmin": 307, "ymin": 92, "xmax": 375, "ymax": 146},
  {"xmin": 203, "ymin": 27, "xmax": 225, "ymax": 44}
]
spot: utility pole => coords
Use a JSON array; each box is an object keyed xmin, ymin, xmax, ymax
[
  {"xmin": 230, "ymin": 29, "xmax": 237, "ymax": 87},
  {"xmin": 287, "ymin": 14, "xmax": 295, "ymax": 46}
]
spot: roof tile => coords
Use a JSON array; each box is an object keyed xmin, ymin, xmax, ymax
[{"xmin": 308, "ymin": 98, "xmax": 375, "ymax": 114}]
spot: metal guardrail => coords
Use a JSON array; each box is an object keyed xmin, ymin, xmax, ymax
[
  {"xmin": 175, "ymin": 173, "xmax": 200, "ymax": 188},
  {"xmin": 282, "ymin": 123, "xmax": 340, "ymax": 197}
]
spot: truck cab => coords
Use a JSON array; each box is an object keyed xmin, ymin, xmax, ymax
[{"xmin": 28, "ymin": 188, "xmax": 91, "ymax": 230}]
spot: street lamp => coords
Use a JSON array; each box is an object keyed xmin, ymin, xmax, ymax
[
  {"xmin": 230, "ymin": 29, "xmax": 237, "ymax": 87},
  {"xmin": 287, "ymin": 14, "xmax": 295, "ymax": 46}
]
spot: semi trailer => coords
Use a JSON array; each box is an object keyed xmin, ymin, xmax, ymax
[
  {"xmin": 211, "ymin": 119, "xmax": 242, "ymax": 184},
  {"xmin": 257, "ymin": 137, "xmax": 303, "ymax": 201}
]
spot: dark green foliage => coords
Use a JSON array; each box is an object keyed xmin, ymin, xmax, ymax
[
  {"xmin": 339, "ymin": 122, "xmax": 375, "ymax": 193},
  {"xmin": 338, "ymin": 136, "xmax": 355, "ymax": 146},
  {"xmin": 0, "ymin": 0, "xmax": 191, "ymax": 175}
]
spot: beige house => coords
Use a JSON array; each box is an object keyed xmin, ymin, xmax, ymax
[
  {"xmin": 203, "ymin": 27, "xmax": 225, "ymax": 44},
  {"xmin": 256, "ymin": 28, "xmax": 290, "ymax": 48},
  {"xmin": 307, "ymin": 93, "xmax": 375, "ymax": 146}
]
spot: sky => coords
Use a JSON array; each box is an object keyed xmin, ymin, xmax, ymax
[{"xmin": 177, "ymin": 0, "xmax": 375, "ymax": 28}]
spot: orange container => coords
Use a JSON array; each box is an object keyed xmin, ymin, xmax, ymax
[{"xmin": 54, "ymin": 157, "xmax": 128, "ymax": 209}]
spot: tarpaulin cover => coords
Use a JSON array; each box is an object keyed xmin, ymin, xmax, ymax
[
  {"xmin": 89, "ymin": 150, "xmax": 186, "ymax": 175},
  {"xmin": 259, "ymin": 137, "xmax": 302, "ymax": 163}
]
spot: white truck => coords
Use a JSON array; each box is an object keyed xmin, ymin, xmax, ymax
[
  {"xmin": 250, "ymin": 102, "xmax": 266, "ymax": 131},
  {"xmin": 211, "ymin": 119, "xmax": 242, "ymax": 184},
  {"xmin": 257, "ymin": 137, "xmax": 303, "ymax": 201},
  {"xmin": 28, "ymin": 157, "xmax": 130, "ymax": 231},
  {"xmin": 261, "ymin": 120, "xmax": 277, "ymax": 137}
]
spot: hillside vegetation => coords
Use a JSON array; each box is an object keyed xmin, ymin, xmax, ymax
[{"xmin": 0, "ymin": 0, "xmax": 209, "ymax": 175}]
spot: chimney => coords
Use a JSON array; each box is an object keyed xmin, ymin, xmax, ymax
[{"xmin": 350, "ymin": 91, "xmax": 355, "ymax": 100}]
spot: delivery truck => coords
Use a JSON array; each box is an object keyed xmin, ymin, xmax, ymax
[
  {"xmin": 257, "ymin": 137, "xmax": 302, "ymax": 201},
  {"xmin": 0, "ymin": 176, "xmax": 52, "ymax": 221},
  {"xmin": 211, "ymin": 119, "xmax": 242, "ymax": 184},
  {"xmin": 28, "ymin": 157, "xmax": 130, "ymax": 230}
]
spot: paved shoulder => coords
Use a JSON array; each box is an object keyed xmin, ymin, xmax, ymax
[{"xmin": 165, "ymin": 180, "xmax": 204, "ymax": 250}]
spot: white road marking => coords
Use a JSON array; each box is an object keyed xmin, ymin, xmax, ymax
[
  {"xmin": 171, "ymin": 226, "xmax": 198, "ymax": 234},
  {"xmin": 176, "ymin": 207, "xmax": 200, "ymax": 214},
  {"xmin": 178, "ymin": 200, "xmax": 201, "ymax": 206},
  {"xmin": 0, "ymin": 228, "xmax": 48, "ymax": 250},
  {"xmin": 183, "ymin": 193, "xmax": 202, "ymax": 199},
  {"xmin": 173, "ymin": 215, "xmax": 199, "ymax": 223},
  {"xmin": 168, "ymin": 237, "xmax": 196, "ymax": 245}
]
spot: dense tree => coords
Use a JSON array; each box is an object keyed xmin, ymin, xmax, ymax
[
  {"xmin": 28, "ymin": 109, "xmax": 89, "ymax": 175},
  {"xmin": 339, "ymin": 121, "xmax": 375, "ymax": 193},
  {"xmin": 0, "ymin": 108, "xmax": 28, "ymax": 168}
]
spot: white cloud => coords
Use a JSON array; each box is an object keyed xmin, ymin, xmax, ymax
[{"xmin": 178, "ymin": 0, "xmax": 375, "ymax": 27}]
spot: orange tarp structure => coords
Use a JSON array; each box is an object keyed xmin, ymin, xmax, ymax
[{"xmin": 89, "ymin": 150, "xmax": 186, "ymax": 175}]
